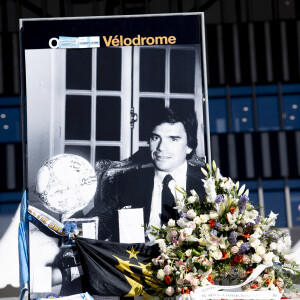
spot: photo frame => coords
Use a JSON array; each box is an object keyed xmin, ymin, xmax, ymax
[{"xmin": 20, "ymin": 13, "xmax": 210, "ymax": 298}]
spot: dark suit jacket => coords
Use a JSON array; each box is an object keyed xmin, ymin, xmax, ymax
[{"xmin": 94, "ymin": 163, "xmax": 206, "ymax": 242}]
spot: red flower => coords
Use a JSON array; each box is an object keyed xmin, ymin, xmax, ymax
[
  {"xmin": 229, "ymin": 207, "xmax": 235, "ymax": 214},
  {"xmin": 220, "ymin": 251, "xmax": 228, "ymax": 260},
  {"xmin": 181, "ymin": 288, "xmax": 190, "ymax": 294},
  {"xmin": 208, "ymin": 220, "xmax": 216, "ymax": 227},
  {"xmin": 165, "ymin": 276, "xmax": 172, "ymax": 285},
  {"xmin": 247, "ymin": 268, "xmax": 253, "ymax": 274},
  {"xmin": 266, "ymin": 279, "xmax": 271, "ymax": 285},
  {"xmin": 242, "ymin": 233, "xmax": 250, "ymax": 238},
  {"xmin": 234, "ymin": 254, "xmax": 243, "ymax": 263},
  {"xmin": 251, "ymin": 283, "xmax": 258, "ymax": 289},
  {"xmin": 207, "ymin": 274, "xmax": 214, "ymax": 285}
]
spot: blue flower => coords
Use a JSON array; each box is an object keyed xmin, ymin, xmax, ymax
[
  {"xmin": 238, "ymin": 195, "xmax": 249, "ymax": 212},
  {"xmin": 228, "ymin": 231, "xmax": 238, "ymax": 245},
  {"xmin": 238, "ymin": 242, "xmax": 250, "ymax": 254},
  {"xmin": 210, "ymin": 229, "xmax": 218, "ymax": 237},
  {"xmin": 215, "ymin": 194, "xmax": 225, "ymax": 204}
]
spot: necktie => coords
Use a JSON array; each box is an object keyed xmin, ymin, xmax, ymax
[{"xmin": 161, "ymin": 174, "xmax": 176, "ymax": 224}]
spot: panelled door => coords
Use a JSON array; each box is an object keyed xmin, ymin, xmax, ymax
[{"xmin": 63, "ymin": 45, "xmax": 204, "ymax": 166}]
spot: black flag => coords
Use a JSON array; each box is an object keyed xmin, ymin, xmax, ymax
[{"xmin": 75, "ymin": 237, "xmax": 160, "ymax": 298}]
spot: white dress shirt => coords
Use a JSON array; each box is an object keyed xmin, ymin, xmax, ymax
[{"xmin": 146, "ymin": 161, "xmax": 188, "ymax": 243}]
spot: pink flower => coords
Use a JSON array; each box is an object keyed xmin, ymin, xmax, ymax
[
  {"xmin": 187, "ymin": 209, "xmax": 197, "ymax": 219},
  {"xmin": 152, "ymin": 256, "xmax": 161, "ymax": 265},
  {"xmin": 238, "ymin": 269, "xmax": 247, "ymax": 278},
  {"xmin": 165, "ymin": 286, "xmax": 174, "ymax": 296},
  {"xmin": 243, "ymin": 254, "xmax": 250, "ymax": 264},
  {"xmin": 170, "ymin": 230, "xmax": 178, "ymax": 238},
  {"xmin": 179, "ymin": 232, "xmax": 186, "ymax": 242},
  {"xmin": 172, "ymin": 239, "xmax": 180, "ymax": 246},
  {"xmin": 191, "ymin": 278, "xmax": 199, "ymax": 286},
  {"xmin": 177, "ymin": 278, "xmax": 184, "ymax": 285},
  {"xmin": 187, "ymin": 221, "xmax": 196, "ymax": 230},
  {"xmin": 175, "ymin": 259, "xmax": 185, "ymax": 267},
  {"xmin": 164, "ymin": 265, "xmax": 172, "ymax": 275},
  {"xmin": 231, "ymin": 246, "xmax": 239, "ymax": 254}
]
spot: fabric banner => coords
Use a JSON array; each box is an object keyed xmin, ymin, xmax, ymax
[
  {"xmin": 75, "ymin": 237, "xmax": 160, "ymax": 298},
  {"xmin": 18, "ymin": 190, "xmax": 29, "ymax": 297}
]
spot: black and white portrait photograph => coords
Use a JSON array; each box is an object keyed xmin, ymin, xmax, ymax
[{"xmin": 23, "ymin": 14, "xmax": 208, "ymax": 298}]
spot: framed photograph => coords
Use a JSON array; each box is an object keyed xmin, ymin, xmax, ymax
[{"xmin": 20, "ymin": 13, "xmax": 210, "ymax": 298}]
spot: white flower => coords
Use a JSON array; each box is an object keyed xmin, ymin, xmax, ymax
[
  {"xmin": 184, "ymin": 227, "xmax": 194, "ymax": 236},
  {"xmin": 190, "ymin": 189, "xmax": 198, "ymax": 196},
  {"xmin": 238, "ymin": 184, "xmax": 246, "ymax": 196},
  {"xmin": 231, "ymin": 246, "xmax": 239, "ymax": 254},
  {"xmin": 211, "ymin": 250, "xmax": 223, "ymax": 260},
  {"xmin": 194, "ymin": 216, "xmax": 201, "ymax": 225},
  {"xmin": 269, "ymin": 242, "xmax": 278, "ymax": 251},
  {"xmin": 203, "ymin": 177, "xmax": 217, "ymax": 203},
  {"xmin": 177, "ymin": 217, "xmax": 188, "ymax": 228},
  {"xmin": 155, "ymin": 239, "xmax": 167, "ymax": 253},
  {"xmin": 164, "ymin": 265, "xmax": 172, "ymax": 275},
  {"xmin": 167, "ymin": 219, "xmax": 176, "ymax": 227},
  {"xmin": 255, "ymin": 276, "xmax": 263, "ymax": 283},
  {"xmin": 236, "ymin": 240, "xmax": 243, "ymax": 247},
  {"xmin": 185, "ymin": 249, "xmax": 192, "ymax": 257},
  {"xmin": 218, "ymin": 235, "xmax": 228, "ymax": 249},
  {"xmin": 209, "ymin": 211, "xmax": 219, "ymax": 220},
  {"xmin": 187, "ymin": 209, "xmax": 197, "ymax": 219},
  {"xmin": 199, "ymin": 214, "xmax": 210, "ymax": 223},
  {"xmin": 157, "ymin": 269, "xmax": 165, "ymax": 280},
  {"xmin": 252, "ymin": 253, "xmax": 262, "ymax": 263},
  {"xmin": 165, "ymin": 286, "xmax": 174, "ymax": 296},
  {"xmin": 220, "ymin": 177, "xmax": 235, "ymax": 190},
  {"xmin": 263, "ymin": 252, "xmax": 274, "ymax": 263},
  {"xmin": 256, "ymin": 245, "xmax": 266, "ymax": 255},
  {"xmin": 198, "ymin": 238, "xmax": 206, "ymax": 246},
  {"xmin": 187, "ymin": 195, "xmax": 198, "ymax": 204},
  {"xmin": 284, "ymin": 254, "xmax": 293, "ymax": 264},
  {"xmin": 185, "ymin": 235, "xmax": 199, "ymax": 242},
  {"xmin": 249, "ymin": 237, "xmax": 261, "ymax": 249}
]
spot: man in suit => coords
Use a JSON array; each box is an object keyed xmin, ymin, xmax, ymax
[{"xmin": 97, "ymin": 107, "xmax": 206, "ymax": 242}]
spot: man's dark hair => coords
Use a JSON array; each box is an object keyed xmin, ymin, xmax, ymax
[{"xmin": 149, "ymin": 107, "xmax": 198, "ymax": 150}]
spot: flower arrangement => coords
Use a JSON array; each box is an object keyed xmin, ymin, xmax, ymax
[{"xmin": 150, "ymin": 161, "xmax": 300, "ymax": 297}]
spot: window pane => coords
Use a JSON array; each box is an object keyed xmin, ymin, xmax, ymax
[
  {"xmin": 170, "ymin": 49, "xmax": 195, "ymax": 93},
  {"xmin": 283, "ymin": 95, "xmax": 300, "ymax": 130},
  {"xmin": 231, "ymin": 97, "xmax": 254, "ymax": 132},
  {"xmin": 140, "ymin": 48, "xmax": 165, "ymax": 92},
  {"xmin": 65, "ymin": 95, "xmax": 91, "ymax": 140},
  {"xmin": 257, "ymin": 96, "xmax": 280, "ymax": 131},
  {"xmin": 97, "ymin": 48, "xmax": 121, "ymax": 91},
  {"xmin": 95, "ymin": 146, "xmax": 120, "ymax": 161},
  {"xmin": 0, "ymin": 108, "xmax": 21, "ymax": 142},
  {"xmin": 66, "ymin": 49, "xmax": 92, "ymax": 90},
  {"xmin": 96, "ymin": 96, "xmax": 121, "ymax": 141},
  {"xmin": 209, "ymin": 98, "xmax": 227, "ymax": 133},
  {"xmin": 262, "ymin": 180, "xmax": 287, "ymax": 227},
  {"xmin": 291, "ymin": 190, "xmax": 300, "ymax": 226},
  {"xmin": 65, "ymin": 145, "xmax": 91, "ymax": 162},
  {"xmin": 139, "ymin": 98, "xmax": 165, "ymax": 141},
  {"xmin": 170, "ymin": 99, "xmax": 195, "ymax": 115}
]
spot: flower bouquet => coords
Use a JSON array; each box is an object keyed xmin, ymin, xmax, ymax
[{"xmin": 150, "ymin": 161, "xmax": 300, "ymax": 299}]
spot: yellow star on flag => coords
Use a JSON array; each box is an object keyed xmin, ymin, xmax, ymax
[{"xmin": 126, "ymin": 246, "xmax": 139, "ymax": 260}]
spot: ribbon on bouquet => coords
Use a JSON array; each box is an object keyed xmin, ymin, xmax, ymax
[
  {"xmin": 28, "ymin": 205, "xmax": 78, "ymax": 238},
  {"xmin": 192, "ymin": 262, "xmax": 282, "ymax": 300}
]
